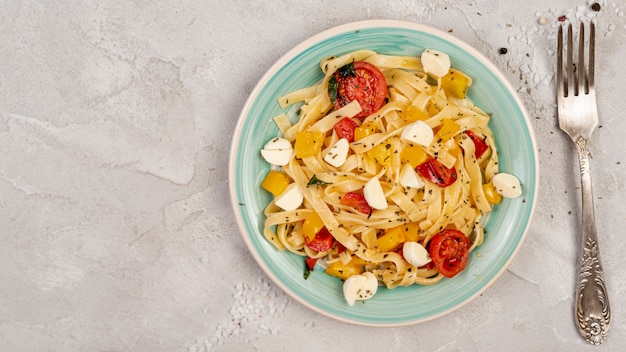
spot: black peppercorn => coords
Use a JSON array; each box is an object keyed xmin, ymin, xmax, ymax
[
  {"xmin": 591, "ymin": 3, "xmax": 601, "ymax": 11},
  {"xmin": 499, "ymin": 47, "xmax": 508, "ymax": 55}
]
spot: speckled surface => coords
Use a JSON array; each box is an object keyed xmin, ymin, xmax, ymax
[{"xmin": 1, "ymin": 0, "xmax": 625, "ymax": 351}]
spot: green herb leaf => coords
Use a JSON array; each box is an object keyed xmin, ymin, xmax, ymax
[
  {"xmin": 426, "ymin": 75, "xmax": 438, "ymax": 86},
  {"xmin": 303, "ymin": 261, "xmax": 311, "ymax": 280},
  {"xmin": 307, "ymin": 175, "xmax": 331, "ymax": 187},
  {"xmin": 328, "ymin": 75, "xmax": 338, "ymax": 104},
  {"xmin": 337, "ymin": 62, "xmax": 356, "ymax": 77}
]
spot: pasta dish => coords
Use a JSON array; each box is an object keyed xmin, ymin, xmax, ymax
[{"xmin": 258, "ymin": 49, "xmax": 521, "ymax": 305}]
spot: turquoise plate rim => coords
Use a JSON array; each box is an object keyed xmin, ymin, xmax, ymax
[{"xmin": 229, "ymin": 19, "xmax": 539, "ymax": 326}]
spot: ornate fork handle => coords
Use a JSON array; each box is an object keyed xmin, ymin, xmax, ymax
[{"xmin": 574, "ymin": 137, "xmax": 610, "ymax": 345}]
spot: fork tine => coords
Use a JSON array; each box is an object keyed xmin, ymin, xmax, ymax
[
  {"xmin": 566, "ymin": 24, "xmax": 574, "ymax": 97},
  {"xmin": 578, "ymin": 23, "xmax": 585, "ymax": 96},
  {"xmin": 557, "ymin": 25, "xmax": 564, "ymax": 95},
  {"xmin": 589, "ymin": 22, "xmax": 595, "ymax": 91}
]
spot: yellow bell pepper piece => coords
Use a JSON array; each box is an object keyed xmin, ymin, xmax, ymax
[
  {"xmin": 441, "ymin": 69, "xmax": 469, "ymax": 99},
  {"xmin": 446, "ymin": 139, "xmax": 463, "ymax": 158},
  {"xmin": 354, "ymin": 121, "xmax": 378, "ymax": 141},
  {"xmin": 294, "ymin": 131, "xmax": 325, "ymax": 158},
  {"xmin": 367, "ymin": 142, "xmax": 393, "ymax": 167},
  {"xmin": 377, "ymin": 226, "xmax": 406, "ymax": 252},
  {"xmin": 402, "ymin": 104, "xmax": 429, "ymax": 122},
  {"xmin": 483, "ymin": 183, "xmax": 502, "ymax": 205},
  {"xmin": 400, "ymin": 144, "xmax": 428, "ymax": 168},
  {"xmin": 302, "ymin": 212, "xmax": 325, "ymax": 243},
  {"xmin": 427, "ymin": 101, "xmax": 440, "ymax": 116},
  {"xmin": 261, "ymin": 170, "xmax": 290, "ymax": 196},
  {"xmin": 325, "ymin": 260, "xmax": 363, "ymax": 280},
  {"xmin": 389, "ymin": 222, "xmax": 421, "ymax": 243},
  {"xmin": 350, "ymin": 256, "xmax": 372, "ymax": 266},
  {"xmin": 436, "ymin": 118, "xmax": 461, "ymax": 143}
]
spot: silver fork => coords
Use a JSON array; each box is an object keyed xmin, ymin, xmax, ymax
[{"xmin": 557, "ymin": 22, "xmax": 610, "ymax": 345}]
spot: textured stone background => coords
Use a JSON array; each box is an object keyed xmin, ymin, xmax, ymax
[{"xmin": 1, "ymin": 1, "xmax": 625, "ymax": 351}]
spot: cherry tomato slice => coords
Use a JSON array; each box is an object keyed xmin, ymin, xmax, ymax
[
  {"xmin": 340, "ymin": 192, "xmax": 372, "ymax": 215},
  {"xmin": 332, "ymin": 61, "xmax": 387, "ymax": 120},
  {"xmin": 428, "ymin": 229, "xmax": 469, "ymax": 278},
  {"xmin": 305, "ymin": 256, "xmax": 318, "ymax": 271},
  {"xmin": 465, "ymin": 130, "xmax": 489, "ymax": 159},
  {"xmin": 416, "ymin": 157, "xmax": 458, "ymax": 187},
  {"xmin": 333, "ymin": 117, "xmax": 358, "ymax": 142},
  {"xmin": 304, "ymin": 226, "xmax": 335, "ymax": 252}
]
